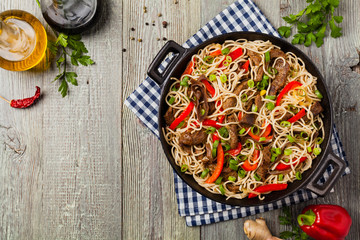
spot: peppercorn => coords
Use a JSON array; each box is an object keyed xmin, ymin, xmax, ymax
[
  {"xmin": 131, "ymin": 27, "xmax": 135, "ymax": 31},
  {"xmin": 163, "ymin": 37, "xmax": 167, "ymax": 41},
  {"xmin": 122, "ymin": 48, "xmax": 127, "ymax": 52},
  {"xmin": 138, "ymin": 39, "xmax": 143, "ymax": 42},
  {"xmin": 162, "ymin": 21, "xmax": 168, "ymax": 28},
  {"xmin": 158, "ymin": 13, "xmax": 162, "ymax": 17}
]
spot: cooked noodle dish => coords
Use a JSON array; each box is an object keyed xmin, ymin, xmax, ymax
[{"xmin": 162, "ymin": 39, "xmax": 324, "ymax": 200}]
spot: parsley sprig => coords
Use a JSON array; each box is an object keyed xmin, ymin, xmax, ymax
[
  {"xmin": 279, "ymin": 207, "xmax": 309, "ymax": 240},
  {"xmin": 48, "ymin": 34, "xmax": 95, "ymax": 97},
  {"xmin": 278, "ymin": 0, "xmax": 343, "ymax": 47}
]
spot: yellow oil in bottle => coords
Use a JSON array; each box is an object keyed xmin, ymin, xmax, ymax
[{"xmin": 0, "ymin": 10, "xmax": 47, "ymax": 71}]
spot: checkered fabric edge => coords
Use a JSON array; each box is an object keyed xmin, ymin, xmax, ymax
[{"xmin": 124, "ymin": 0, "xmax": 350, "ymax": 227}]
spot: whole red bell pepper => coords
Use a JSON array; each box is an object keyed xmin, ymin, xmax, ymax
[{"xmin": 297, "ymin": 205, "xmax": 352, "ymax": 240}]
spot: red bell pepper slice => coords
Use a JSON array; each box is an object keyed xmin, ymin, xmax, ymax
[
  {"xmin": 242, "ymin": 149, "xmax": 259, "ymax": 171},
  {"xmin": 201, "ymin": 79, "xmax": 216, "ymax": 97},
  {"xmin": 218, "ymin": 114, "xmax": 225, "ymax": 123},
  {"xmin": 210, "ymin": 49, "xmax": 222, "ymax": 57},
  {"xmin": 182, "ymin": 57, "xmax": 195, "ymax": 76},
  {"xmin": 276, "ymin": 81, "xmax": 303, "ymax": 106},
  {"xmin": 169, "ymin": 102, "xmax": 194, "ymax": 130},
  {"xmin": 241, "ymin": 59, "xmax": 250, "ymax": 72},
  {"xmin": 238, "ymin": 112, "xmax": 242, "ymax": 121},
  {"xmin": 297, "ymin": 205, "xmax": 352, "ymax": 240},
  {"xmin": 247, "ymin": 124, "xmax": 273, "ymax": 142},
  {"xmin": 275, "ymin": 157, "xmax": 307, "ymax": 171},
  {"xmin": 248, "ymin": 183, "xmax": 288, "ymax": 198},
  {"xmin": 205, "ymin": 143, "xmax": 224, "ymax": 183},
  {"xmin": 213, "ymin": 133, "xmax": 220, "ymax": 142},
  {"xmin": 202, "ymin": 119, "xmax": 222, "ymax": 129},
  {"xmin": 288, "ymin": 108, "xmax": 306, "ymax": 123},
  {"xmin": 226, "ymin": 142, "xmax": 242, "ymax": 156},
  {"xmin": 219, "ymin": 48, "xmax": 243, "ymax": 68}
]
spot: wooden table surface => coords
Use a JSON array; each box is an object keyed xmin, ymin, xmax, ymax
[{"xmin": 0, "ymin": 0, "xmax": 359, "ymax": 239}]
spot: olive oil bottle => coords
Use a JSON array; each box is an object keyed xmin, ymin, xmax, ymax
[{"xmin": 0, "ymin": 10, "xmax": 47, "ymax": 71}]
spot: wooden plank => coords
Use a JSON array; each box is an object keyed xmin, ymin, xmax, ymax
[
  {"xmin": 0, "ymin": 1, "xmax": 123, "ymax": 239},
  {"xmin": 121, "ymin": 0, "xmax": 201, "ymax": 239}
]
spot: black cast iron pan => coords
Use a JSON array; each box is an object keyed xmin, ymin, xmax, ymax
[{"xmin": 147, "ymin": 32, "xmax": 345, "ymax": 206}]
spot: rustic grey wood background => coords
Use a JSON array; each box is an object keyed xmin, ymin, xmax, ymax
[{"xmin": 0, "ymin": 0, "xmax": 359, "ymax": 239}]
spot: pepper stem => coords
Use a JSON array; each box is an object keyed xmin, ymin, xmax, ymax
[
  {"xmin": 0, "ymin": 95, "xmax": 10, "ymax": 104},
  {"xmin": 297, "ymin": 209, "xmax": 316, "ymax": 226}
]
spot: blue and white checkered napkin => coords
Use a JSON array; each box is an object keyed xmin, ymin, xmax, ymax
[{"xmin": 125, "ymin": 0, "xmax": 350, "ymax": 226}]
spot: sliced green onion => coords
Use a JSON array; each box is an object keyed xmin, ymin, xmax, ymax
[
  {"xmin": 237, "ymin": 155, "xmax": 247, "ymax": 162},
  {"xmin": 229, "ymin": 159, "xmax": 238, "ymax": 165},
  {"xmin": 218, "ymin": 127, "xmax": 229, "ymax": 138},
  {"xmin": 201, "ymin": 168, "xmax": 210, "ymax": 179},
  {"xmin": 280, "ymin": 121, "xmax": 291, "ymax": 128},
  {"xmin": 226, "ymin": 56, "xmax": 233, "ymax": 62},
  {"xmin": 265, "ymin": 95, "xmax": 276, "ymax": 100},
  {"xmin": 201, "ymin": 109, "xmax": 206, "ymax": 116},
  {"xmin": 205, "ymin": 127, "xmax": 216, "ymax": 134},
  {"xmin": 300, "ymin": 132, "xmax": 309, "ymax": 141},
  {"xmin": 268, "ymin": 67, "xmax": 278, "ymax": 75},
  {"xmin": 215, "ymin": 176, "xmax": 223, "ymax": 185},
  {"xmin": 307, "ymin": 146, "xmax": 313, "ymax": 153},
  {"xmin": 315, "ymin": 90, "xmax": 323, "ymax": 99},
  {"xmin": 287, "ymin": 135, "xmax": 295, "ymax": 143},
  {"xmin": 275, "ymin": 148, "xmax": 282, "ymax": 155},
  {"xmin": 229, "ymin": 163, "xmax": 239, "ymax": 171},
  {"xmin": 252, "ymin": 104, "xmax": 258, "ymax": 112},
  {"xmin": 239, "ymin": 128, "xmax": 246, "ymax": 135},
  {"xmin": 296, "ymin": 89, "xmax": 306, "ymax": 97},
  {"xmin": 248, "ymin": 80, "xmax": 255, "ymax": 88},
  {"xmin": 221, "ymin": 48, "xmax": 230, "ymax": 55},
  {"xmin": 266, "ymin": 102, "xmax": 275, "ymax": 111},
  {"xmin": 278, "ymin": 174, "xmax": 284, "ymax": 181},
  {"xmin": 180, "ymin": 76, "xmax": 189, "ymax": 87},
  {"xmin": 203, "ymin": 56, "xmax": 214, "ymax": 63},
  {"xmin": 245, "ymin": 140, "xmax": 253, "ymax": 149},
  {"xmin": 271, "ymin": 148, "xmax": 277, "ymax": 155},
  {"xmin": 228, "ymin": 176, "xmax": 237, "ymax": 182},
  {"xmin": 296, "ymin": 171, "xmax": 302, "ymax": 180},
  {"xmin": 316, "ymin": 137, "xmax": 324, "ymax": 144},
  {"xmin": 271, "ymin": 155, "xmax": 276, "ymax": 162},
  {"xmin": 219, "ymin": 184, "xmax": 226, "ymax": 195},
  {"xmin": 212, "ymin": 140, "xmax": 219, "ymax": 157},
  {"xmin": 223, "ymin": 61, "xmax": 231, "ymax": 66},
  {"xmin": 224, "ymin": 144, "xmax": 231, "ymax": 151},
  {"xmin": 313, "ymin": 148, "xmax": 321, "ymax": 155},
  {"xmin": 254, "ymin": 173, "xmax": 261, "ymax": 181},
  {"xmin": 263, "ymin": 74, "xmax": 269, "ymax": 81},
  {"xmin": 251, "ymin": 126, "xmax": 260, "ymax": 135},
  {"xmin": 257, "ymin": 78, "xmax": 269, "ymax": 91},
  {"xmin": 176, "ymin": 121, "xmax": 185, "ymax": 128},
  {"xmin": 220, "ymin": 74, "xmax": 227, "ymax": 83},
  {"xmin": 287, "ymin": 104, "xmax": 298, "ymax": 114},
  {"xmin": 241, "ymin": 93, "xmax": 248, "ymax": 102},
  {"xmin": 238, "ymin": 169, "xmax": 246, "ymax": 178},
  {"xmin": 259, "ymin": 137, "xmax": 266, "ymax": 142},
  {"xmin": 284, "ymin": 158, "xmax": 290, "ymax": 163},
  {"xmin": 265, "ymin": 51, "xmax": 270, "ymax": 63},
  {"xmin": 168, "ymin": 96, "xmax": 175, "ymax": 104},
  {"xmin": 209, "ymin": 74, "xmax": 217, "ymax": 81},
  {"xmin": 284, "ymin": 149, "xmax": 292, "ymax": 155},
  {"xmin": 181, "ymin": 164, "xmax": 188, "ymax": 172},
  {"xmin": 171, "ymin": 86, "xmax": 178, "ymax": 91}
]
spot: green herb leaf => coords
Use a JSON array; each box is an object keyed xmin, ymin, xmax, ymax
[
  {"xmin": 58, "ymin": 79, "xmax": 69, "ymax": 98},
  {"xmin": 48, "ymin": 40, "xmax": 58, "ymax": 55},
  {"xmin": 279, "ymin": 231, "xmax": 295, "ymax": 239},
  {"xmin": 329, "ymin": 18, "xmax": 342, "ymax": 38},
  {"xmin": 65, "ymin": 72, "xmax": 78, "ymax": 86},
  {"xmin": 56, "ymin": 33, "xmax": 68, "ymax": 47}
]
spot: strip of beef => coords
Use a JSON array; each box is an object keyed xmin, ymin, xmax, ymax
[
  {"xmin": 180, "ymin": 143, "xmax": 192, "ymax": 154},
  {"xmin": 239, "ymin": 98, "xmax": 256, "ymax": 126},
  {"xmin": 221, "ymin": 167, "xmax": 238, "ymax": 181},
  {"xmin": 256, "ymin": 145, "xmax": 272, "ymax": 181},
  {"xmin": 205, "ymin": 143, "xmax": 213, "ymax": 162},
  {"xmin": 223, "ymin": 80, "xmax": 249, "ymax": 110},
  {"xmin": 226, "ymin": 183, "xmax": 240, "ymax": 193},
  {"xmin": 226, "ymin": 114, "xmax": 239, "ymax": 149},
  {"xmin": 190, "ymin": 77, "xmax": 209, "ymax": 122},
  {"xmin": 247, "ymin": 50, "xmax": 262, "ymax": 66},
  {"xmin": 179, "ymin": 130, "xmax": 207, "ymax": 146},
  {"xmin": 254, "ymin": 94, "xmax": 264, "ymax": 110},
  {"xmin": 303, "ymin": 101, "xmax": 324, "ymax": 121},
  {"xmin": 270, "ymin": 48, "xmax": 286, "ymax": 60},
  {"xmin": 255, "ymin": 66, "xmax": 264, "ymax": 82},
  {"xmin": 208, "ymin": 101, "xmax": 216, "ymax": 115},
  {"xmin": 164, "ymin": 107, "xmax": 176, "ymax": 126},
  {"xmin": 268, "ymin": 59, "xmax": 290, "ymax": 96}
]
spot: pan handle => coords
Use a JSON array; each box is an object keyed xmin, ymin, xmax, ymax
[
  {"xmin": 147, "ymin": 40, "xmax": 186, "ymax": 86},
  {"xmin": 305, "ymin": 150, "xmax": 346, "ymax": 196}
]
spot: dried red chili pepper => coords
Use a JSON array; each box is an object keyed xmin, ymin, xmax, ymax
[{"xmin": 9, "ymin": 86, "xmax": 41, "ymax": 109}]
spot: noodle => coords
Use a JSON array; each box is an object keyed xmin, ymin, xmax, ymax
[{"xmin": 163, "ymin": 40, "xmax": 324, "ymax": 199}]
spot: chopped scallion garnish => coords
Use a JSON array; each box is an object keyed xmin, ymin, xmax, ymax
[
  {"xmin": 280, "ymin": 121, "xmax": 291, "ymax": 128},
  {"xmin": 316, "ymin": 137, "xmax": 324, "ymax": 144},
  {"xmin": 228, "ymin": 176, "xmax": 236, "ymax": 182},
  {"xmin": 315, "ymin": 90, "xmax": 323, "ymax": 99},
  {"xmin": 241, "ymin": 93, "xmax": 248, "ymax": 102},
  {"xmin": 259, "ymin": 137, "xmax": 266, "ymax": 142},
  {"xmin": 254, "ymin": 173, "xmax": 261, "ymax": 181},
  {"xmin": 224, "ymin": 144, "xmax": 231, "ymax": 151},
  {"xmin": 209, "ymin": 74, "xmax": 217, "ymax": 81},
  {"xmin": 278, "ymin": 174, "xmax": 284, "ymax": 181},
  {"xmin": 266, "ymin": 102, "xmax": 275, "ymax": 111},
  {"xmin": 168, "ymin": 96, "xmax": 175, "ymax": 105},
  {"xmin": 180, "ymin": 76, "xmax": 189, "ymax": 87},
  {"xmin": 201, "ymin": 168, "xmax": 210, "ymax": 179},
  {"xmin": 287, "ymin": 135, "xmax": 295, "ymax": 143},
  {"xmin": 251, "ymin": 126, "xmax": 260, "ymax": 135},
  {"xmin": 201, "ymin": 109, "xmax": 205, "ymax": 115},
  {"xmin": 307, "ymin": 146, "xmax": 313, "ymax": 153},
  {"xmin": 205, "ymin": 127, "xmax": 216, "ymax": 134},
  {"xmin": 239, "ymin": 128, "xmax": 246, "ymax": 135},
  {"xmin": 248, "ymin": 80, "xmax": 255, "ymax": 88},
  {"xmin": 218, "ymin": 127, "xmax": 229, "ymax": 138},
  {"xmin": 219, "ymin": 184, "xmax": 226, "ymax": 195},
  {"xmin": 221, "ymin": 48, "xmax": 230, "ymax": 55},
  {"xmin": 181, "ymin": 164, "xmax": 188, "ymax": 172},
  {"xmin": 220, "ymin": 74, "xmax": 227, "ymax": 83},
  {"xmin": 284, "ymin": 149, "xmax": 292, "ymax": 155},
  {"xmin": 238, "ymin": 169, "xmax": 246, "ymax": 178},
  {"xmin": 265, "ymin": 51, "xmax": 270, "ymax": 63},
  {"xmin": 265, "ymin": 95, "xmax": 276, "ymax": 100},
  {"xmin": 176, "ymin": 121, "xmax": 185, "ymax": 128},
  {"xmin": 313, "ymin": 147, "xmax": 321, "ymax": 155},
  {"xmin": 215, "ymin": 176, "xmax": 223, "ymax": 185},
  {"xmin": 252, "ymin": 104, "xmax": 258, "ymax": 112},
  {"xmin": 296, "ymin": 171, "xmax": 302, "ymax": 180}
]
